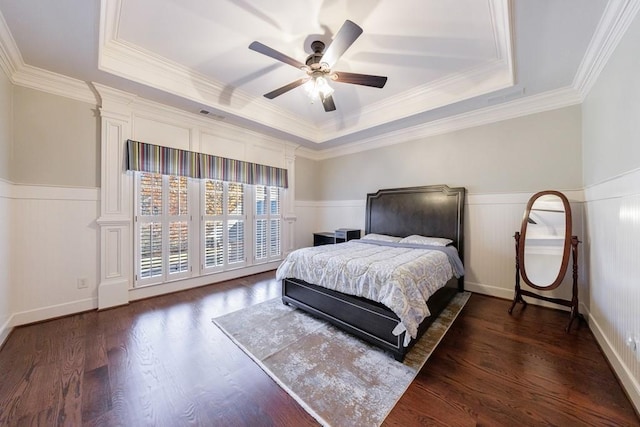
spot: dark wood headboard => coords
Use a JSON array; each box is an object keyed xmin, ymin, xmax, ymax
[{"xmin": 365, "ymin": 185, "xmax": 466, "ymax": 262}]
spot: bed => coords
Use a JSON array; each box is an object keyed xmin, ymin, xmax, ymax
[{"xmin": 278, "ymin": 185, "xmax": 465, "ymax": 362}]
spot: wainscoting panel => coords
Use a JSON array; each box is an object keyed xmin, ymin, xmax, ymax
[
  {"xmin": 464, "ymin": 197, "xmax": 525, "ymax": 298},
  {"xmin": 0, "ymin": 180, "xmax": 11, "ymax": 345},
  {"xmin": 585, "ymin": 169, "xmax": 640, "ymax": 411},
  {"xmin": 10, "ymin": 185, "xmax": 99, "ymax": 325}
]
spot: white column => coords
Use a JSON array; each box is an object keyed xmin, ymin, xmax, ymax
[{"xmin": 94, "ymin": 83, "xmax": 136, "ymax": 309}]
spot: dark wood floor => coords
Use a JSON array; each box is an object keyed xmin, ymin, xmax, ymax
[{"xmin": 0, "ymin": 272, "xmax": 638, "ymax": 426}]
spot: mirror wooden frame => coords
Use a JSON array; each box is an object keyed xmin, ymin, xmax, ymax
[
  {"xmin": 518, "ymin": 190, "xmax": 572, "ymax": 290},
  {"xmin": 509, "ymin": 190, "xmax": 583, "ymax": 331}
]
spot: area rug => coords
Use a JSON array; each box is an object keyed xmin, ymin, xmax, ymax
[{"xmin": 212, "ymin": 291, "xmax": 470, "ymax": 427}]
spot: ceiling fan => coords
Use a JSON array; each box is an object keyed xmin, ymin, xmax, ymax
[{"xmin": 249, "ymin": 20, "xmax": 388, "ymax": 112}]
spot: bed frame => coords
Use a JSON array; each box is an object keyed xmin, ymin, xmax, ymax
[{"xmin": 282, "ymin": 185, "xmax": 466, "ymax": 361}]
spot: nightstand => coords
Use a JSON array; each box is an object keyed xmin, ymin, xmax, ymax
[
  {"xmin": 313, "ymin": 232, "xmax": 335, "ymax": 246},
  {"xmin": 335, "ymin": 228, "xmax": 361, "ymax": 243}
]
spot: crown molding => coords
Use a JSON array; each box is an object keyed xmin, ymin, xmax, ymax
[
  {"xmin": 298, "ymin": 86, "xmax": 582, "ymax": 161},
  {"xmin": 13, "ymin": 64, "xmax": 97, "ymax": 104},
  {"xmin": 93, "ymin": 82, "xmax": 137, "ymax": 122},
  {"xmin": 93, "ymin": 82, "xmax": 137, "ymax": 107},
  {"xmin": 573, "ymin": 0, "xmax": 640, "ymax": 99}
]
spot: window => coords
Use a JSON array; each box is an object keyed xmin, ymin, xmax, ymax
[
  {"xmin": 134, "ymin": 173, "xmax": 281, "ymax": 287},
  {"xmin": 255, "ymin": 185, "xmax": 282, "ymax": 262},
  {"xmin": 202, "ymin": 180, "xmax": 247, "ymax": 272},
  {"xmin": 203, "ymin": 180, "xmax": 224, "ymax": 269},
  {"xmin": 126, "ymin": 140, "xmax": 288, "ymax": 288},
  {"xmin": 136, "ymin": 173, "xmax": 191, "ymax": 286}
]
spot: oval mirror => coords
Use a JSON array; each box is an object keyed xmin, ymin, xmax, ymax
[{"xmin": 518, "ymin": 190, "xmax": 572, "ymax": 290}]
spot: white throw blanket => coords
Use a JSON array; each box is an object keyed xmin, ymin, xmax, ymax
[{"xmin": 276, "ymin": 240, "xmax": 459, "ymax": 345}]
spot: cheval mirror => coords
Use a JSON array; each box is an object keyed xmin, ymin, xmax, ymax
[{"xmin": 508, "ymin": 190, "xmax": 583, "ymax": 331}]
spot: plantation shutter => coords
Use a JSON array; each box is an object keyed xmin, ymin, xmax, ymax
[
  {"xmin": 269, "ymin": 186, "xmax": 282, "ymax": 257},
  {"xmin": 255, "ymin": 185, "xmax": 281, "ymax": 262},
  {"xmin": 227, "ymin": 183, "xmax": 245, "ymax": 265},
  {"xmin": 136, "ymin": 172, "xmax": 191, "ymax": 285},
  {"xmin": 203, "ymin": 180, "xmax": 225, "ymax": 270}
]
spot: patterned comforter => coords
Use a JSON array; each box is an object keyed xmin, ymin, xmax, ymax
[{"xmin": 275, "ymin": 239, "xmax": 464, "ymax": 345}]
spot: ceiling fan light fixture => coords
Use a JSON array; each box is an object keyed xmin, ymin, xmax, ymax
[
  {"xmin": 249, "ymin": 20, "xmax": 386, "ymax": 112},
  {"xmin": 304, "ymin": 75, "xmax": 334, "ymax": 102}
]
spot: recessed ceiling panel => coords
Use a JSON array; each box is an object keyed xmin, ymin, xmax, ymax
[{"xmin": 102, "ymin": 0, "xmax": 513, "ymax": 143}]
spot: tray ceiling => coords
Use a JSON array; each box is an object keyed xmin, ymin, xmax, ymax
[{"xmin": 0, "ymin": 0, "xmax": 615, "ymax": 151}]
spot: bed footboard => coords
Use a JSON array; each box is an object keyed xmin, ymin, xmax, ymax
[{"xmin": 282, "ymin": 277, "xmax": 458, "ymax": 362}]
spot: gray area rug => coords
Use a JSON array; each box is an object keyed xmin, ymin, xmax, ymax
[{"xmin": 212, "ymin": 292, "xmax": 470, "ymax": 427}]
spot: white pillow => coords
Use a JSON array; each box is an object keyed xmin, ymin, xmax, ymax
[
  {"xmin": 361, "ymin": 233, "xmax": 402, "ymax": 243},
  {"xmin": 399, "ymin": 235, "xmax": 453, "ymax": 247}
]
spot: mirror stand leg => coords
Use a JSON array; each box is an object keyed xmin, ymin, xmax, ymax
[
  {"xmin": 509, "ymin": 285, "xmax": 527, "ymax": 314},
  {"xmin": 564, "ymin": 305, "xmax": 580, "ymax": 332},
  {"xmin": 565, "ymin": 236, "xmax": 584, "ymax": 332},
  {"xmin": 509, "ymin": 232, "xmax": 527, "ymax": 314},
  {"xmin": 566, "ymin": 300, "xmax": 586, "ymax": 332}
]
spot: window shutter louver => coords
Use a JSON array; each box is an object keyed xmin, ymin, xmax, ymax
[
  {"xmin": 134, "ymin": 167, "xmax": 283, "ymax": 286},
  {"xmin": 136, "ymin": 172, "xmax": 191, "ymax": 285}
]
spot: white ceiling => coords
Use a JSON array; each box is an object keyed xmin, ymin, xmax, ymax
[{"xmin": 0, "ymin": 0, "xmax": 615, "ymax": 152}]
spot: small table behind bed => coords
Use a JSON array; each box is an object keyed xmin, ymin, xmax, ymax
[{"xmin": 282, "ymin": 185, "xmax": 465, "ymax": 362}]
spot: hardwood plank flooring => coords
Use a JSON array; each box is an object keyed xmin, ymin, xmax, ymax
[{"xmin": 0, "ymin": 272, "xmax": 638, "ymax": 426}]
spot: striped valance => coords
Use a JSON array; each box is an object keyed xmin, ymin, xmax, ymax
[
  {"xmin": 127, "ymin": 140, "xmax": 199, "ymax": 178},
  {"xmin": 199, "ymin": 154, "xmax": 289, "ymax": 188},
  {"xmin": 250, "ymin": 162, "xmax": 289, "ymax": 188},
  {"xmin": 200, "ymin": 154, "xmax": 251, "ymax": 184},
  {"xmin": 126, "ymin": 139, "xmax": 288, "ymax": 188}
]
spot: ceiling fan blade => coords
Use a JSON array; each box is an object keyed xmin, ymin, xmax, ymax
[
  {"xmin": 249, "ymin": 41, "xmax": 306, "ymax": 69},
  {"xmin": 320, "ymin": 20, "xmax": 363, "ymax": 68},
  {"xmin": 333, "ymin": 71, "xmax": 387, "ymax": 88},
  {"xmin": 264, "ymin": 78, "xmax": 309, "ymax": 99},
  {"xmin": 322, "ymin": 95, "xmax": 336, "ymax": 112}
]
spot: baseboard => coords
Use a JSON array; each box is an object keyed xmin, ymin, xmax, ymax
[
  {"xmin": 465, "ymin": 281, "xmax": 513, "ymax": 299},
  {"xmin": 11, "ymin": 297, "xmax": 97, "ymax": 327},
  {"xmin": 589, "ymin": 312, "xmax": 640, "ymax": 413},
  {"xmin": 0, "ymin": 314, "xmax": 13, "ymax": 348}
]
